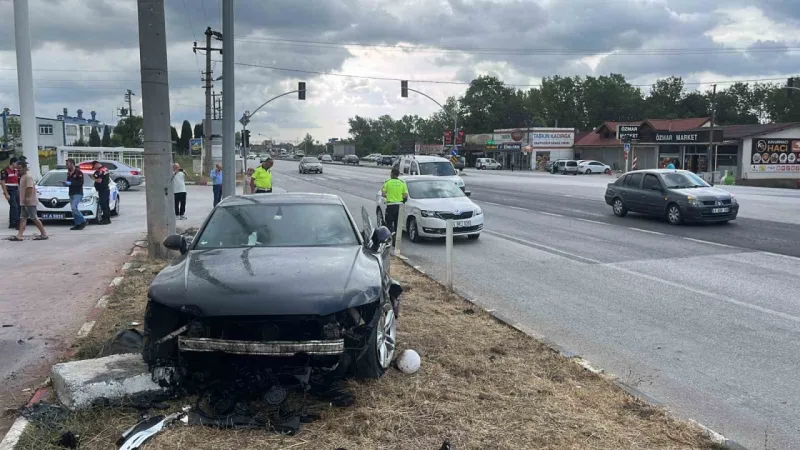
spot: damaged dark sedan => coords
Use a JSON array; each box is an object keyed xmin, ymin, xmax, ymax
[{"xmin": 143, "ymin": 193, "xmax": 402, "ymax": 384}]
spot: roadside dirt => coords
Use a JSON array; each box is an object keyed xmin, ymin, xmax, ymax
[{"xmin": 15, "ymin": 258, "xmax": 721, "ymax": 450}]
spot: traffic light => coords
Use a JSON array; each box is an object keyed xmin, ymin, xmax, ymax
[
  {"xmin": 298, "ymin": 82, "xmax": 306, "ymax": 100},
  {"xmin": 243, "ymin": 130, "xmax": 251, "ymax": 148},
  {"xmin": 401, "ymin": 80, "xmax": 408, "ymax": 98},
  {"xmin": 788, "ymin": 78, "xmax": 794, "ymax": 98}
]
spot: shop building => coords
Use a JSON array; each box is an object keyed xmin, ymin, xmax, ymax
[{"xmin": 463, "ymin": 128, "xmax": 575, "ymax": 169}]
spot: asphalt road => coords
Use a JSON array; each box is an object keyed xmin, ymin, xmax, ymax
[{"xmin": 272, "ymin": 159, "xmax": 800, "ymax": 449}]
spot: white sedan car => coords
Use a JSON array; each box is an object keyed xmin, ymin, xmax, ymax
[
  {"xmin": 35, "ymin": 168, "xmax": 120, "ymax": 224},
  {"xmin": 376, "ymin": 175, "xmax": 483, "ymax": 242},
  {"xmin": 578, "ymin": 160, "xmax": 612, "ymax": 174}
]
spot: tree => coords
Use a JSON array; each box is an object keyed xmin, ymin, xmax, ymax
[
  {"xmin": 101, "ymin": 125, "xmax": 112, "ymax": 147},
  {"xmin": 2, "ymin": 116, "xmax": 21, "ymax": 149},
  {"xmin": 72, "ymin": 138, "xmax": 88, "ymax": 147},
  {"xmin": 582, "ymin": 74, "xmax": 643, "ymax": 126},
  {"xmin": 193, "ymin": 123, "xmax": 203, "ymax": 139},
  {"xmin": 301, "ymin": 133, "xmax": 315, "ymax": 154},
  {"xmin": 645, "ymin": 76, "xmax": 685, "ymax": 118},
  {"xmin": 112, "ymin": 116, "xmax": 144, "ymax": 147},
  {"xmin": 460, "ymin": 76, "xmax": 518, "ymax": 132},
  {"xmin": 539, "ymin": 75, "xmax": 586, "ymax": 128},
  {"xmin": 178, "ymin": 120, "xmax": 192, "ymax": 154},
  {"xmin": 171, "ymin": 126, "xmax": 180, "ymax": 152},
  {"xmin": 89, "ymin": 127, "xmax": 101, "ymax": 146}
]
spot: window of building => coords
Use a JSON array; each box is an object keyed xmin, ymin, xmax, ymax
[
  {"xmin": 66, "ymin": 125, "xmax": 78, "ymax": 136},
  {"xmin": 83, "ymin": 126, "xmax": 92, "ymax": 136},
  {"xmin": 39, "ymin": 124, "xmax": 53, "ymax": 135}
]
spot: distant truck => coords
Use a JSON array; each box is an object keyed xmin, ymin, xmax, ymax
[{"xmin": 332, "ymin": 142, "xmax": 355, "ymax": 161}]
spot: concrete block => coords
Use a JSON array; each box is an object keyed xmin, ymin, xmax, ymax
[{"xmin": 51, "ymin": 353, "xmax": 165, "ymax": 410}]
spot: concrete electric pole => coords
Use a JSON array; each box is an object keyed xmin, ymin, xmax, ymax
[
  {"xmin": 222, "ymin": 0, "xmax": 236, "ymax": 198},
  {"xmin": 137, "ymin": 0, "xmax": 176, "ymax": 258},
  {"xmin": 707, "ymin": 84, "xmax": 717, "ymax": 185},
  {"xmin": 194, "ymin": 27, "xmax": 222, "ymax": 175},
  {"xmin": 13, "ymin": 0, "xmax": 40, "ymax": 179}
]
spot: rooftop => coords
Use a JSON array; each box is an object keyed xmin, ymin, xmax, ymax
[
  {"xmin": 576, "ymin": 117, "xmax": 711, "ymax": 147},
  {"xmin": 685, "ymin": 122, "xmax": 800, "ymax": 140}
]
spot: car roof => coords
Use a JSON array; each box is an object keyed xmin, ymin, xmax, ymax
[
  {"xmin": 623, "ymin": 169, "xmax": 692, "ymax": 175},
  {"xmin": 401, "ymin": 155, "xmax": 449, "ymax": 162},
  {"xmin": 401, "ymin": 175, "xmax": 457, "ymax": 182},
  {"xmin": 218, "ymin": 192, "xmax": 345, "ymax": 207}
]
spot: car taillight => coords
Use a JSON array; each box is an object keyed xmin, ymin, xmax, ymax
[{"xmin": 130, "ymin": 171, "xmax": 139, "ymax": 175}]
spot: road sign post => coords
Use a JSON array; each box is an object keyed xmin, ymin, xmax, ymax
[{"xmin": 623, "ymin": 142, "xmax": 630, "ymax": 172}]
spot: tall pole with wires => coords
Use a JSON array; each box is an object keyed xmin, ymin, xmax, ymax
[
  {"xmin": 194, "ymin": 27, "xmax": 222, "ymax": 175},
  {"xmin": 221, "ymin": 0, "xmax": 236, "ymax": 198},
  {"xmin": 707, "ymin": 84, "xmax": 716, "ymax": 185}
]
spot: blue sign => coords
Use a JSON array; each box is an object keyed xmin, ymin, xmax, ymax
[
  {"xmin": 451, "ymin": 147, "xmax": 459, "ymax": 156},
  {"xmin": 623, "ymin": 143, "xmax": 631, "ymax": 152}
]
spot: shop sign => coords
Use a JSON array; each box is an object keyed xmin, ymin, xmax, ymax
[
  {"xmin": 485, "ymin": 144, "xmax": 498, "ymax": 150},
  {"xmin": 466, "ymin": 134, "xmax": 492, "ymax": 145},
  {"xmin": 444, "ymin": 129, "xmax": 453, "ymax": 146},
  {"xmin": 748, "ymin": 138, "xmax": 800, "ymax": 171},
  {"xmin": 617, "ymin": 125, "xmax": 639, "ymax": 141},
  {"xmin": 530, "ymin": 131, "xmax": 573, "ymax": 147},
  {"xmin": 639, "ymin": 130, "xmax": 723, "ymax": 144},
  {"xmin": 499, "ymin": 143, "xmax": 522, "ymax": 151}
]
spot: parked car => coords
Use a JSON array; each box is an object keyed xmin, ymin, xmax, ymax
[
  {"xmin": 342, "ymin": 154, "xmax": 360, "ymax": 165},
  {"xmin": 299, "ymin": 156, "xmax": 323, "ymax": 174},
  {"xmin": 394, "ymin": 155, "xmax": 468, "ymax": 194},
  {"xmin": 78, "ymin": 160, "xmax": 142, "ymax": 191},
  {"xmin": 35, "ymin": 167, "xmax": 120, "ymax": 224},
  {"xmin": 377, "ymin": 155, "xmax": 397, "ymax": 166},
  {"xmin": 144, "ymin": 194, "xmax": 403, "ymax": 382},
  {"xmin": 294, "ymin": 152, "xmax": 305, "ymax": 159},
  {"xmin": 604, "ymin": 169, "xmax": 739, "ymax": 225},
  {"xmin": 320, "ymin": 154, "xmax": 333, "ymax": 162},
  {"xmin": 553, "ymin": 160, "xmax": 578, "ymax": 175},
  {"xmin": 376, "ymin": 176, "xmax": 482, "ymax": 242},
  {"xmin": 362, "ymin": 153, "xmax": 380, "ymax": 162},
  {"xmin": 475, "ymin": 158, "xmax": 501, "ymax": 170},
  {"xmin": 578, "ymin": 160, "xmax": 612, "ymax": 175}
]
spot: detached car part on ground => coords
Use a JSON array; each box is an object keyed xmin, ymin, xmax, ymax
[
  {"xmin": 142, "ymin": 194, "xmax": 403, "ymax": 387},
  {"xmin": 605, "ymin": 169, "xmax": 738, "ymax": 225}
]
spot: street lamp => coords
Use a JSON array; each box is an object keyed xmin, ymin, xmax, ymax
[{"xmin": 400, "ymin": 80, "xmax": 459, "ymax": 152}]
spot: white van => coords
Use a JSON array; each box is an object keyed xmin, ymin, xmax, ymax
[
  {"xmin": 394, "ymin": 155, "xmax": 468, "ymax": 194},
  {"xmin": 475, "ymin": 158, "xmax": 501, "ymax": 170}
]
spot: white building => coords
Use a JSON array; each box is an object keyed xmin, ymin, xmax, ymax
[{"xmin": 3, "ymin": 113, "xmax": 65, "ymax": 150}]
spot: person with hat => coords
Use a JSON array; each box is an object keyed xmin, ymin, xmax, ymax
[
  {"xmin": 381, "ymin": 167, "xmax": 408, "ymax": 240},
  {"xmin": 251, "ymin": 158, "xmax": 274, "ymax": 194},
  {"xmin": 91, "ymin": 160, "xmax": 112, "ymax": 225},
  {"xmin": 1, "ymin": 157, "xmax": 21, "ymax": 229}
]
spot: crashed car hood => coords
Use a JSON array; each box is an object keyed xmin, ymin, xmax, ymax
[{"xmin": 149, "ymin": 246, "xmax": 383, "ymax": 317}]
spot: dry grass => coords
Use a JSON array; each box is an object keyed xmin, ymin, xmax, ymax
[{"xmin": 18, "ymin": 258, "xmax": 720, "ymax": 450}]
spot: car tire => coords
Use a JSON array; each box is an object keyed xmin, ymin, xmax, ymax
[
  {"xmin": 352, "ymin": 299, "xmax": 396, "ymax": 379},
  {"xmin": 376, "ymin": 208, "xmax": 384, "ymax": 227},
  {"xmin": 480, "ymin": 165, "xmax": 486, "ymax": 170},
  {"xmin": 585, "ymin": 169, "xmax": 592, "ymax": 174},
  {"xmin": 612, "ymin": 198, "xmax": 628, "ymax": 217},
  {"xmin": 666, "ymin": 203, "xmax": 683, "ymax": 225},
  {"xmin": 604, "ymin": 168, "xmax": 612, "ymax": 175},
  {"xmin": 468, "ymin": 233, "xmax": 480, "ymax": 240},
  {"xmin": 115, "ymin": 178, "xmax": 130, "ymax": 191},
  {"xmin": 111, "ymin": 195, "xmax": 120, "ymax": 216},
  {"xmin": 407, "ymin": 217, "xmax": 421, "ymax": 243}
]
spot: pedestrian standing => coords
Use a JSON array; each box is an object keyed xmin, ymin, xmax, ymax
[
  {"xmin": 210, "ymin": 163, "xmax": 223, "ymax": 207},
  {"xmin": 92, "ymin": 160, "xmax": 112, "ymax": 225},
  {"xmin": 1, "ymin": 157, "xmax": 21, "ymax": 229},
  {"xmin": 251, "ymin": 159, "xmax": 273, "ymax": 193},
  {"xmin": 172, "ymin": 163, "xmax": 187, "ymax": 220},
  {"xmin": 10, "ymin": 161, "xmax": 47, "ymax": 241},
  {"xmin": 381, "ymin": 167, "xmax": 408, "ymax": 241},
  {"xmin": 65, "ymin": 159, "xmax": 86, "ymax": 230}
]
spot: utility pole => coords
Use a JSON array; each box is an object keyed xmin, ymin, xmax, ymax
[
  {"xmin": 124, "ymin": 89, "xmax": 135, "ymax": 116},
  {"xmin": 221, "ymin": 0, "xmax": 236, "ymax": 198},
  {"xmin": 194, "ymin": 27, "xmax": 222, "ymax": 175},
  {"xmin": 707, "ymin": 84, "xmax": 716, "ymax": 185},
  {"xmin": 137, "ymin": 0, "xmax": 175, "ymax": 258},
  {"xmin": 212, "ymin": 91, "xmax": 220, "ymax": 119},
  {"xmin": 13, "ymin": 0, "xmax": 40, "ymax": 178}
]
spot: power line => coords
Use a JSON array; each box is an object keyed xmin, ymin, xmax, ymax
[{"xmin": 234, "ymin": 36, "xmax": 800, "ymax": 56}]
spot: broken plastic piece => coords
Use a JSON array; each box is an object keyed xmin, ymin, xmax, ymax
[{"xmin": 116, "ymin": 412, "xmax": 183, "ymax": 450}]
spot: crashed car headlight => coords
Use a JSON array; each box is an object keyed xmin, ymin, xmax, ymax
[{"xmin": 421, "ymin": 210, "xmax": 435, "ymax": 218}]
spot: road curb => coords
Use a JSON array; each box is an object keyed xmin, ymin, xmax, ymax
[
  {"xmin": 394, "ymin": 255, "xmax": 747, "ymax": 450},
  {"xmin": 0, "ymin": 239, "xmax": 148, "ymax": 449}
]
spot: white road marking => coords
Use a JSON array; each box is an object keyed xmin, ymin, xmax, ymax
[
  {"xmin": 683, "ymin": 237, "xmax": 735, "ymax": 248},
  {"xmin": 539, "ymin": 211, "xmax": 563, "ymax": 217},
  {"xmin": 509, "ymin": 206, "xmax": 526, "ymax": 211},
  {"xmin": 605, "ymin": 264, "xmax": 800, "ymax": 325},
  {"xmin": 487, "ymin": 230, "xmax": 601, "ymax": 264},
  {"xmin": 627, "ymin": 227, "xmax": 664, "ymax": 235},
  {"xmin": 479, "ymin": 201, "xmax": 505, "ymax": 207},
  {"xmin": 576, "ymin": 218, "xmax": 607, "ymax": 225},
  {"xmin": 76, "ymin": 321, "xmax": 96, "ymax": 339}
]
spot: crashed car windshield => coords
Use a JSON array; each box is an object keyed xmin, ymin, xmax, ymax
[{"xmin": 194, "ymin": 203, "xmax": 359, "ymax": 248}]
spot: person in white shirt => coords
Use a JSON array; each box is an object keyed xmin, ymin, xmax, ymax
[{"xmin": 172, "ymin": 163, "xmax": 187, "ymax": 220}]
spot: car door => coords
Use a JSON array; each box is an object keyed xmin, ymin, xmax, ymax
[
  {"xmin": 410, "ymin": 161, "xmax": 420, "ymax": 175},
  {"xmin": 622, "ymin": 172, "xmax": 644, "ymax": 211},
  {"xmin": 640, "ymin": 173, "xmax": 668, "ymax": 215}
]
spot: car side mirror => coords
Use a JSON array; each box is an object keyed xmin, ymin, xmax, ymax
[
  {"xmin": 368, "ymin": 226, "xmax": 393, "ymax": 252},
  {"xmin": 163, "ymin": 234, "xmax": 188, "ymax": 254},
  {"xmin": 465, "ymin": 191, "xmax": 472, "ymax": 197}
]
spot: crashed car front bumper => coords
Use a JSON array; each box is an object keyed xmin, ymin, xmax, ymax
[{"xmin": 178, "ymin": 337, "xmax": 345, "ymax": 356}]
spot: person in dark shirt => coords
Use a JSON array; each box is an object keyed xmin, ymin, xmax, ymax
[
  {"xmin": 91, "ymin": 160, "xmax": 111, "ymax": 225},
  {"xmin": 64, "ymin": 159, "xmax": 86, "ymax": 230},
  {"xmin": 1, "ymin": 157, "xmax": 21, "ymax": 229}
]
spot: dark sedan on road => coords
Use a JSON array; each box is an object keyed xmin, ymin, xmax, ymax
[
  {"xmin": 342, "ymin": 154, "xmax": 360, "ymax": 165},
  {"xmin": 605, "ymin": 169, "xmax": 739, "ymax": 225},
  {"xmin": 143, "ymin": 193, "xmax": 402, "ymax": 383}
]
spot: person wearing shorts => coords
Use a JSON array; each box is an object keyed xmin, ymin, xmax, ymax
[{"xmin": 10, "ymin": 161, "xmax": 48, "ymax": 241}]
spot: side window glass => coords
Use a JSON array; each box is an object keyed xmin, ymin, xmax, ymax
[
  {"xmin": 642, "ymin": 174, "xmax": 660, "ymax": 190},
  {"xmin": 103, "ymin": 163, "xmax": 118, "ymax": 170},
  {"xmin": 626, "ymin": 173, "xmax": 643, "ymax": 188}
]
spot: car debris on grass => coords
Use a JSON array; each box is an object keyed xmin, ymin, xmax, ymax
[{"xmin": 14, "ymin": 257, "xmax": 722, "ymax": 450}]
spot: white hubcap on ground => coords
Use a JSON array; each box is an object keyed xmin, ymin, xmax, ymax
[{"xmin": 376, "ymin": 306, "xmax": 396, "ymax": 369}]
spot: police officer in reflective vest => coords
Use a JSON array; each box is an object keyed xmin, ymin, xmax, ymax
[
  {"xmin": 251, "ymin": 158, "xmax": 273, "ymax": 193},
  {"xmin": 1, "ymin": 157, "xmax": 21, "ymax": 229},
  {"xmin": 381, "ymin": 167, "xmax": 408, "ymax": 238}
]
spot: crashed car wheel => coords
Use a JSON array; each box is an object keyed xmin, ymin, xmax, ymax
[{"xmin": 354, "ymin": 300, "xmax": 396, "ymax": 378}]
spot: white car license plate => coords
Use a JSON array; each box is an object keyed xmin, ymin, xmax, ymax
[
  {"xmin": 455, "ymin": 220, "xmax": 471, "ymax": 228},
  {"xmin": 42, "ymin": 213, "xmax": 65, "ymax": 219},
  {"xmin": 711, "ymin": 207, "xmax": 729, "ymax": 214}
]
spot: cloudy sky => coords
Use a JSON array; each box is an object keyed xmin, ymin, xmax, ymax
[{"xmin": 0, "ymin": 0, "xmax": 798, "ymax": 142}]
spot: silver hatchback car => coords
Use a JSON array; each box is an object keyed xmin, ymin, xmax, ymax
[{"xmin": 79, "ymin": 160, "xmax": 143, "ymax": 191}]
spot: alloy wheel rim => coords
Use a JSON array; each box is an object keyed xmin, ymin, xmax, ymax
[
  {"xmin": 614, "ymin": 200, "xmax": 622, "ymax": 214},
  {"xmin": 669, "ymin": 207, "xmax": 680, "ymax": 223},
  {"xmin": 376, "ymin": 307, "xmax": 396, "ymax": 369}
]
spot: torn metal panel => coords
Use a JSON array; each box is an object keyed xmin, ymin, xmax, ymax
[{"xmin": 178, "ymin": 337, "xmax": 345, "ymax": 356}]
